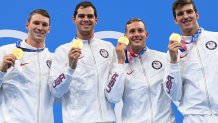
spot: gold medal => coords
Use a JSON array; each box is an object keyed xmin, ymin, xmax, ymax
[
  {"xmin": 118, "ymin": 36, "xmax": 129, "ymax": 46},
  {"xmin": 169, "ymin": 33, "xmax": 181, "ymax": 42},
  {"xmin": 72, "ymin": 39, "xmax": 83, "ymax": 49},
  {"xmin": 12, "ymin": 48, "xmax": 23, "ymax": 59}
]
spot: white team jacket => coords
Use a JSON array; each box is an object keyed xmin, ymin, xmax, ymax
[
  {"xmin": 105, "ymin": 48, "xmax": 175, "ymax": 123},
  {"xmin": 163, "ymin": 29, "xmax": 218, "ymax": 116},
  {"xmin": 0, "ymin": 40, "xmax": 54, "ymax": 123},
  {"xmin": 49, "ymin": 38, "xmax": 116, "ymax": 123}
]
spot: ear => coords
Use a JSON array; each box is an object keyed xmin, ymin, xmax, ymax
[
  {"xmin": 196, "ymin": 12, "xmax": 199, "ymax": 19},
  {"xmin": 124, "ymin": 34, "xmax": 128, "ymax": 39},
  {"xmin": 72, "ymin": 16, "xmax": 76, "ymax": 24},
  {"xmin": 174, "ymin": 18, "xmax": 179, "ymax": 24},
  {"xmin": 145, "ymin": 31, "xmax": 149, "ymax": 37},
  {"xmin": 48, "ymin": 26, "xmax": 51, "ymax": 33},
  {"xmin": 95, "ymin": 17, "xmax": 98, "ymax": 24},
  {"xmin": 26, "ymin": 22, "xmax": 29, "ymax": 30}
]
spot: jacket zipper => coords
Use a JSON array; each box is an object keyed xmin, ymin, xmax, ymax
[
  {"xmin": 195, "ymin": 45, "xmax": 212, "ymax": 115},
  {"xmin": 139, "ymin": 58, "xmax": 154, "ymax": 123},
  {"xmin": 88, "ymin": 41, "xmax": 103, "ymax": 121},
  {"xmin": 37, "ymin": 52, "xmax": 42, "ymax": 123}
]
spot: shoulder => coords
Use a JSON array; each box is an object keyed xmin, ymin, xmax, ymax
[
  {"xmin": 0, "ymin": 43, "xmax": 16, "ymax": 52},
  {"xmin": 203, "ymin": 29, "xmax": 218, "ymax": 36},
  {"xmin": 54, "ymin": 42, "xmax": 71, "ymax": 53},
  {"xmin": 148, "ymin": 49, "xmax": 166, "ymax": 58},
  {"xmin": 96, "ymin": 38, "xmax": 114, "ymax": 47}
]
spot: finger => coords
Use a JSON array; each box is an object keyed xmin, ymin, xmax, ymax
[
  {"xmin": 69, "ymin": 48, "xmax": 81, "ymax": 55},
  {"xmin": 69, "ymin": 52, "xmax": 81, "ymax": 60},
  {"xmin": 117, "ymin": 42, "xmax": 127, "ymax": 47},
  {"xmin": 116, "ymin": 43, "xmax": 126, "ymax": 50},
  {"xmin": 168, "ymin": 45, "xmax": 181, "ymax": 51},
  {"xmin": 69, "ymin": 47, "xmax": 81, "ymax": 52},
  {"xmin": 169, "ymin": 39, "xmax": 178, "ymax": 43},
  {"xmin": 169, "ymin": 42, "xmax": 182, "ymax": 49},
  {"xmin": 4, "ymin": 55, "xmax": 16, "ymax": 64},
  {"xmin": 3, "ymin": 59, "xmax": 15, "ymax": 67}
]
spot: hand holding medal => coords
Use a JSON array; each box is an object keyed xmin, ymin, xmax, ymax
[
  {"xmin": 12, "ymin": 48, "xmax": 24, "ymax": 60},
  {"xmin": 69, "ymin": 39, "xmax": 83, "ymax": 69},
  {"xmin": 116, "ymin": 36, "xmax": 129, "ymax": 64},
  {"xmin": 72, "ymin": 39, "xmax": 83, "ymax": 49},
  {"xmin": 169, "ymin": 33, "xmax": 181, "ymax": 42},
  {"xmin": 118, "ymin": 36, "xmax": 129, "ymax": 46}
]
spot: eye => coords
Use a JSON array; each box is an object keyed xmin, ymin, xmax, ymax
[
  {"xmin": 78, "ymin": 14, "xmax": 85, "ymax": 18},
  {"xmin": 87, "ymin": 14, "xmax": 94, "ymax": 19},
  {"xmin": 176, "ymin": 11, "xmax": 184, "ymax": 17},
  {"xmin": 138, "ymin": 28, "xmax": 144, "ymax": 33},
  {"xmin": 42, "ymin": 22, "xmax": 49, "ymax": 27},
  {"xmin": 186, "ymin": 9, "xmax": 194, "ymax": 14},
  {"xmin": 129, "ymin": 29, "xmax": 135, "ymax": 34},
  {"xmin": 33, "ymin": 21, "xmax": 40, "ymax": 25}
]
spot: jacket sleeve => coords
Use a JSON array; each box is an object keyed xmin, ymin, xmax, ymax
[
  {"xmin": 0, "ymin": 72, "xmax": 5, "ymax": 87},
  {"xmin": 0, "ymin": 47, "xmax": 5, "ymax": 87},
  {"xmin": 163, "ymin": 61, "xmax": 183, "ymax": 101},
  {"xmin": 105, "ymin": 63, "xmax": 125, "ymax": 103},
  {"xmin": 48, "ymin": 46, "xmax": 75, "ymax": 98}
]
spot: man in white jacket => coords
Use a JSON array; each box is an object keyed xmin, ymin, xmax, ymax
[
  {"xmin": 49, "ymin": 1, "xmax": 125, "ymax": 123},
  {"xmin": 105, "ymin": 18, "xmax": 175, "ymax": 123},
  {"xmin": 0, "ymin": 9, "xmax": 54, "ymax": 123},
  {"xmin": 164, "ymin": 0, "xmax": 218, "ymax": 122}
]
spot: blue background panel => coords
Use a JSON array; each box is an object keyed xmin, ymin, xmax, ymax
[{"xmin": 1, "ymin": 1, "xmax": 218, "ymax": 123}]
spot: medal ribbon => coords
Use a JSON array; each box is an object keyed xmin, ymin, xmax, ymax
[
  {"xmin": 125, "ymin": 47, "xmax": 147, "ymax": 63},
  {"xmin": 180, "ymin": 27, "xmax": 203, "ymax": 58},
  {"xmin": 16, "ymin": 40, "xmax": 44, "ymax": 52}
]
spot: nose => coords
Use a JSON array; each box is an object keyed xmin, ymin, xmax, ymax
[
  {"xmin": 183, "ymin": 12, "xmax": 189, "ymax": 19},
  {"xmin": 133, "ymin": 31, "xmax": 140, "ymax": 37},
  {"xmin": 83, "ymin": 16, "xmax": 89, "ymax": 21},
  {"xmin": 37, "ymin": 24, "xmax": 43, "ymax": 30}
]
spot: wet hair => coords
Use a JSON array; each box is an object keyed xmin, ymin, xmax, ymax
[
  {"xmin": 125, "ymin": 18, "xmax": 146, "ymax": 33},
  {"xmin": 73, "ymin": 1, "xmax": 97, "ymax": 18},
  {"xmin": 172, "ymin": 0, "xmax": 198, "ymax": 18},
  {"xmin": 27, "ymin": 9, "xmax": 50, "ymax": 25}
]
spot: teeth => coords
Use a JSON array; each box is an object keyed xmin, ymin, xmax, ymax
[
  {"xmin": 35, "ymin": 31, "xmax": 44, "ymax": 35},
  {"xmin": 133, "ymin": 39, "xmax": 141, "ymax": 42},
  {"xmin": 81, "ymin": 22, "xmax": 91, "ymax": 26},
  {"xmin": 183, "ymin": 19, "xmax": 191, "ymax": 24}
]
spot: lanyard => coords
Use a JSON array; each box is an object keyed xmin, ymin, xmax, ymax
[
  {"xmin": 125, "ymin": 47, "xmax": 147, "ymax": 63},
  {"xmin": 180, "ymin": 27, "xmax": 202, "ymax": 52},
  {"xmin": 180, "ymin": 27, "xmax": 203, "ymax": 58},
  {"xmin": 16, "ymin": 40, "xmax": 44, "ymax": 52}
]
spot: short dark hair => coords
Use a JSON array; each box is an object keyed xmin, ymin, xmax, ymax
[
  {"xmin": 28, "ymin": 9, "xmax": 50, "ymax": 25},
  {"xmin": 172, "ymin": 0, "xmax": 198, "ymax": 19},
  {"xmin": 125, "ymin": 18, "xmax": 146, "ymax": 33},
  {"xmin": 73, "ymin": 1, "xmax": 97, "ymax": 18}
]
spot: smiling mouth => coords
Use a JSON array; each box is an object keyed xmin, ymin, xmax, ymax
[
  {"xmin": 81, "ymin": 21, "xmax": 92, "ymax": 26},
  {"xmin": 132, "ymin": 39, "xmax": 142, "ymax": 42},
  {"xmin": 35, "ymin": 30, "xmax": 45, "ymax": 36},
  {"xmin": 182, "ymin": 19, "xmax": 192, "ymax": 25}
]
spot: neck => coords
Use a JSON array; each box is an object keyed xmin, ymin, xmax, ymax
[
  {"xmin": 77, "ymin": 32, "xmax": 94, "ymax": 40},
  {"xmin": 182, "ymin": 25, "xmax": 200, "ymax": 36},
  {"xmin": 25, "ymin": 38, "xmax": 44, "ymax": 49},
  {"xmin": 130, "ymin": 46, "xmax": 144, "ymax": 54}
]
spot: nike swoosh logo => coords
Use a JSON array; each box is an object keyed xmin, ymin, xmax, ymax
[
  {"xmin": 127, "ymin": 70, "xmax": 134, "ymax": 75},
  {"xmin": 180, "ymin": 54, "xmax": 188, "ymax": 59},
  {"xmin": 20, "ymin": 63, "xmax": 29, "ymax": 66},
  {"xmin": 78, "ymin": 56, "xmax": 84, "ymax": 59}
]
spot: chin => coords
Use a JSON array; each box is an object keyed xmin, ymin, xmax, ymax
[
  {"xmin": 82, "ymin": 31, "xmax": 92, "ymax": 35},
  {"xmin": 34, "ymin": 38, "xmax": 44, "ymax": 42}
]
